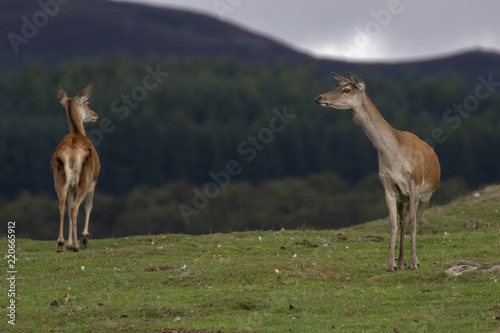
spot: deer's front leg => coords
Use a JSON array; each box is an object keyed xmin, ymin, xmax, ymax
[
  {"xmin": 385, "ymin": 191, "xmax": 398, "ymax": 272},
  {"xmin": 408, "ymin": 186, "xmax": 420, "ymax": 270}
]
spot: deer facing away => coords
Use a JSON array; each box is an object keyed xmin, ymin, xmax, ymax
[
  {"xmin": 315, "ymin": 72, "xmax": 440, "ymax": 271},
  {"xmin": 51, "ymin": 82, "xmax": 101, "ymax": 252}
]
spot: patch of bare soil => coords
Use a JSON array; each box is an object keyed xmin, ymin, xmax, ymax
[
  {"xmin": 445, "ymin": 260, "xmax": 500, "ymax": 276},
  {"xmin": 162, "ymin": 271, "xmax": 197, "ymax": 283},
  {"xmin": 154, "ymin": 329, "xmax": 217, "ymax": 333},
  {"xmin": 154, "ymin": 329, "xmax": 257, "ymax": 333},
  {"xmin": 487, "ymin": 304, "xmax": 500, "ymax": 321},
  {"xmin": 49, "ymin": 292, "xmax": 71, "ymax": 308},
  {"xmin": 295, "ymin": 239, "xmax": 318, "ymax": 247},
  {"xmin": 144, "ymin": 265, "xmax": 176, "ymax": 272},
  {"xmin": 331, "ymin": 235, "xmax": 387, "ymax": 242},
  {"xmin": 470, "ymin": 218, "xmax": 490, "ymax": 231}
]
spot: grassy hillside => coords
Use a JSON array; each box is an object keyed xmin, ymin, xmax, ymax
[
  {"xmin": 347, "ymin": 184, "xmax": 500, "ymax": 235},
  {"xmin": 2, "ymin": 186, "xmax": 499, "ymax": 332}
]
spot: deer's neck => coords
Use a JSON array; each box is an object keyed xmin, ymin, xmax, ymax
[
  {"xmin": 351, "ymin": 93, "xmax": 399, "ymax": 159},
  {"xmin": 66, "ymin": 102, "xmax": 86, "ymax": 136}
]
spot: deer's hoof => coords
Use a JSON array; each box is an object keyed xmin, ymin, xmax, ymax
[
  {"xmin": 66, "ymin": 245, "xmax": 79, "ymax": 252},
  {"xmin": 80, "ymin": 235, "xmax": 88, "ymax": 250},
  {"xmin": 409, "ymin": 262, "xmax": 419, "ymax": 270},
  {"xmin": 385, "ymin": 264, "xmax": 397, "ymax": 272},
  {"xmin": 56, "ymin": 242, "xmax": 64, "ymax": 253}
]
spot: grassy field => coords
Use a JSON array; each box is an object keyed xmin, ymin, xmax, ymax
[{"xmin": 2, "ymin": 185, "xmax": 500, "ymax": 332}]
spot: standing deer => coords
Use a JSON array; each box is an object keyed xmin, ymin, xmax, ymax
[
  {"xmin": 51, "ymin": 82, "xmax": 101, "ymax": 252},
  {"xmin": 315, "ymin": 72, "xmax": 440, "ymax": 271}
]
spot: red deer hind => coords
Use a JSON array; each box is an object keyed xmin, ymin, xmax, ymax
[
  {"xmin": 51, "ymin": 82, "xmax": 100, "ymax": 252},
  {"xmin": 315, "ymin": 72, "xmax": 440, "ymax": 271}
]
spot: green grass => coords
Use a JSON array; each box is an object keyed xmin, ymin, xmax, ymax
[{"xmin": 2, "ymin": 186, "xmax": 500, "ymax": 332}]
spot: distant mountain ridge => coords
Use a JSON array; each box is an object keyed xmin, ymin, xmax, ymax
[
  {"xmin": 1, "ymin": 0, "xmax": 312, "ymax": 66},
  {"xmin": 2, "ymin": 0, "xmax": 500, "ymax": 86},
  {"xmin": 320, "ymin": 50, "xmax": 500, "ymax": 87}
]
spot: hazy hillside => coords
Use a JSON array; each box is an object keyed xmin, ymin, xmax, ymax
[
  {"xmin": 0, "ymin": 0, "xmax": 312, "ymax": 66},
  {"xmin": 319, "ymin": 50, "xmax": 500, "ymax": 87},
  {"xmin": 347, "ymin": 184, "xmax": 500, "ymax": 235},
  {"xmin": 3, "ymin": 0, "xmax": 500, "ymax": 84}
]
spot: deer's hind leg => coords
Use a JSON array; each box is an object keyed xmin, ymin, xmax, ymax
[
  {"xmin": 397, "ymin": 200, "xmax": 407, "ymax": 270},
  {"xmin": 66, "ymin": 191, "xmax": 76, "ymax": 251},
  {"xmin": 56, "ymin": 189, "xmax": 68, "ymax": 252},
  {"xmin": 68, "ymin": 191, "xmax": 86, "ymax": 252},
  {"xmin": 80, "ymin": 182, "xmax": 96, "ymax": 250}
]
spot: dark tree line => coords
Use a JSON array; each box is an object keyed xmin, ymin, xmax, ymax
[{"xmin": 1, "ymin": 56, "xmax": 498, "ymax": 239}]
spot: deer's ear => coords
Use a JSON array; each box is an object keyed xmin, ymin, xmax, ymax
[
  {"xmin": 331, "ymin": 72, "xmax": 352, "ymax": 86},
  {"xmin": 76, "ymin": 82, "xmax": 95, "ymax": 102},
  {"xmin": 57, "ymin": 86, "xmax": 68, "ymax": 105},
  {"xmin": 349, "ymin": 72, "xmax": 365, "ymax": 91}
]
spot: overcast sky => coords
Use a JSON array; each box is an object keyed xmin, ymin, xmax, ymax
[{"xmin": 112, "ymin": 0, "xmax": 500, "ymax": 62}]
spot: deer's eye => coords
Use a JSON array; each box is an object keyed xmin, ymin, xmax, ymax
[{"xmin": 342, "ymin": 88, "xmax": 351, "ymax": 94}]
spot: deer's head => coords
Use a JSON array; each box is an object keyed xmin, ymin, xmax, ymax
[
  {"xmin": 315, "ymin": 72, "xmax": 366, "ymax": 110},
  {"xmin": 57, "ymin": 82, "xmax": 98, "ymax": 123}
]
